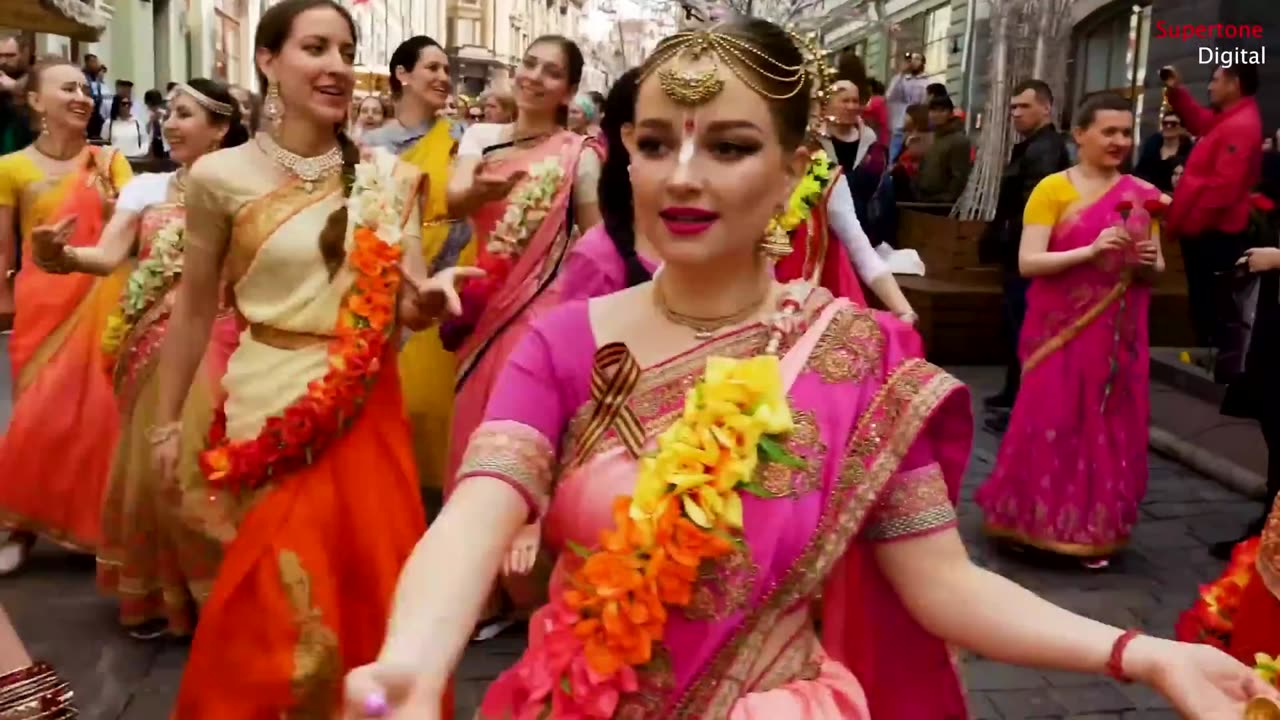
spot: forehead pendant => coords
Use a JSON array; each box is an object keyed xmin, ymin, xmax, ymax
[{"xmin": 656, "ymin": 33, "xmax": 725, "ymax": 107}]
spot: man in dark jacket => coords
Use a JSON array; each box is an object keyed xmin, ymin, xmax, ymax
[
  {"xmin": 914, "ymin": 95, "xmax": 972, "ymax": 205},
  {"xmin": 0, "ymin": 36, "xmax": 32, "ymax": 156},
  {"xmin": 982, "ymin": 79, "xmax": 1071, "ymax": 425},
  {"xmin": 1164, "ymin": 63, "xmax": 1262, "ymax": 353}
]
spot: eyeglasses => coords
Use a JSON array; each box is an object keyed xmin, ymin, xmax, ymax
[{"xmin": 1162, "ymin": 120, "xmax": 1180, "ymax": 128}]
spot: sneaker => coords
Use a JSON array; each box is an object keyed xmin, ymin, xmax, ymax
[{"xmin": 472, "ymin": 618, "xmax": 515, "ymax": 643}]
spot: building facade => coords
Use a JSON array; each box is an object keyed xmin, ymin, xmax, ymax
[
  {"xmin": 445, "ymin": 0, "xmax": 586, "ymax": 97},
  {"xmin": 821, "ymin": 0, "xmax": 1279, "ymax": 143}
]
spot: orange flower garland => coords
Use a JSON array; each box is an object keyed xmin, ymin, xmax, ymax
[
  {"xmin": 199, "ymin": 224, "xmax": 401, "ymax": 491},
  {"xmin": 1176, "ymin": 537, "xmax": 1260, "ymax": 649},
  {"xmin": 487, "ymin": 355, "xmax": 800, "ymax": 719}
]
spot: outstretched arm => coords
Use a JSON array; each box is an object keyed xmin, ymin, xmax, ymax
[{"xmin": 65, "ymin": 208, "xmax": 139, "ymax": 275}]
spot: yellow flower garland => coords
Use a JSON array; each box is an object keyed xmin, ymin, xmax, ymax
[{"xmin": 768, "ymin": 150, "xmax": 834, "ymax": 237}]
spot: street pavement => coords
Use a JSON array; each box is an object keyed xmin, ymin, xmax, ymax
[{"xmin": 0, "ymin": 349, "xmax": 1261, "ymax": 719}]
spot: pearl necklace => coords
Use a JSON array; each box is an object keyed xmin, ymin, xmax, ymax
[{"xmin": 257, "ymin": 133, "xmax": 343, "ymax": 193}]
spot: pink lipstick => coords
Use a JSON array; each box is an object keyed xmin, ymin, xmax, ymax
[{"xmin": 659, "ymin": 206, "xmax": 719, "ymax": 237}]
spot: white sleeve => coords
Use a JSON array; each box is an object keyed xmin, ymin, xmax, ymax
[
  {"xmin": 115, "ymin": 173, "xmax": 170, "ymax": 214},
  {"xmin": 826, "ymin": 174, "xmax": 889, "ymax": 283},
  {"xmin": 457, "ymin": 123, "xmax": 507, "ymax": 158}
]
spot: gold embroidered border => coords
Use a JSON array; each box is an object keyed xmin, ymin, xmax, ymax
[
  {"xmin": 669, "ymin": 359, "xmax": 962, "ymax": 718},
  {"xmin": 14, "ymin": 279, "xmax": 100, "ymax": 393},
  {"xmin": 862, "ymin": 462, "xmax": 955, "ymax": 542},
  {"xmin": 456, "ymin": 420, "xmax": 556, "ymax": 517},
  {"xmin": 1022, "ymin": 276, "xmax": 1129, "ymax": 374},
  {"xmin": 561, "ymin": 286, "xmax": 834, "ymax": 464},
  {"xmin": 226, "ymin": 176, "xmax": 340, "ymax": 285},
  {"xmin": 277, "ymin": 550, "xmax": 341, "ymax": 719}
]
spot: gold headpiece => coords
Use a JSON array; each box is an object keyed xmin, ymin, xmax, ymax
[
  {"xmin": 641, "ymin": 30, "xmax": 808, "ymax": 106},
  {"xmin": 784, "ymin": 28, "xmax": 834, "ymax": 108},
  {"xmin": 172, "ymin": 82, "xmax": 235, "ymax": 117}
]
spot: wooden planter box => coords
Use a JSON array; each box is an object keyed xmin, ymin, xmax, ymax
[{"xmin": 893, "ymin": 206, "xmax": 1002, "ymax": 363}]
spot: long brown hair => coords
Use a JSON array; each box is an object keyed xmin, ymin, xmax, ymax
[{"xmin": 254, "ymin": 0, "xmax": 360, "ymax": 278}]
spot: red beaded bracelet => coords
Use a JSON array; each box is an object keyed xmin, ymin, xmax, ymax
[{"xmin": 1106, "ymin": 628, "xmax": 1141, "ymax": 683}]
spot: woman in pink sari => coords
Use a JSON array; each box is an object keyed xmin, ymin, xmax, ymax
[
  {"xmin": 346, "ymin": 23, "xmax": 1272, "ymax": 720},
  {"xmin": 438, "ymin": 35, "xmax": 602, "ymax": 627},
  {"xmin": 977, "ymin": 94, "xmax": 1167, "ymax": 569}
]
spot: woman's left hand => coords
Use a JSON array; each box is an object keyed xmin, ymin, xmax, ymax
[
  {"xmin": 1134, "ymin": 240, "xmax": 1159, "ymax": 266},
  {"xmin": 1139, "ymin": 639, "xmax": 1279, "ymax": 719},
  {"xmin": 1242, "ymin": 247, "xmax": 1280, "ymax": 273},
  {"xmin": 400, "ymin": 266, "xmax": 485, "ymax": 331}
]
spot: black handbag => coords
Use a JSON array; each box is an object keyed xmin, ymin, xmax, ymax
[{"xmin": 1214, "ymin": 264, "xmax": 1261, "ymax": 383}]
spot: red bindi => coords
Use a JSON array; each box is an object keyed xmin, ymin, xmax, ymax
[{"xmin": 683, "ymin": 116, "xmax": 695, "ymax": 134}]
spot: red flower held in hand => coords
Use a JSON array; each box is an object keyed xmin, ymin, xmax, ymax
[
  {"xmin": 1143, "ymin": 198, "xmax": 1167, "ymax": 217},
  {"xmin": 1251, "ymin": 192, "xmax": 1276, "ymax": 213},
  {"xmin": 1115, "ymin": 200, "xmax": 1134, "ymax": 220}
]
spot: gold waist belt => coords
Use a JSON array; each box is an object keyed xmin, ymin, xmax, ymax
[{"xmin": 248, "ymin": 323, "xmax": 333, "ymax": 350}]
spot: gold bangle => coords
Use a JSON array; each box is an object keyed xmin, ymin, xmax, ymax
[{"xmin": 146, "ymin": 423, "xmax": 181, "ymax": 445}]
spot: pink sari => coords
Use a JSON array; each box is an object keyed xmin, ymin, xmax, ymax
[
  {"xmin": 555, "ymin": 225, "xmax": 658, "ymax": 303},
  {"xmin": 445, "ymin": 131, "xmax": 592, "ymax": 491},
  {"xmin": 976, "ymin": 174, "xmax": 1159, "ymax": 557},
  {"xmin": 458, "ymin": 282, "xmax": 973, "ymax": 718}
]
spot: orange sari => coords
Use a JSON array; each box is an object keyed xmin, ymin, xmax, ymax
[
  {"xmin": 0, "ymin": 146, "xmax": 131, "ymax": 549},
  {"xmin": 170, "ymin": 146, "xmax": 447, "ymax": 718}
]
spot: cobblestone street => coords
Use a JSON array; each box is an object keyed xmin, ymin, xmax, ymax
[{"xmin": 0, "ymin": 357, "xmax": 1260, "ymax": 718}]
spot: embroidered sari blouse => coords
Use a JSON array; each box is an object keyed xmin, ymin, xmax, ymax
[
  {"xmin": 185, "ymin": 144, "xmax": 423, "ymax": 439},
  {"xmin": 457, "ymin": 291, "xmax": 958, "ymax": 543}
]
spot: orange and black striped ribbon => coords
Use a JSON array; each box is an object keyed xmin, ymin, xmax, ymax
[{"xmin": 567, "ymin": 342, "xmax": 645, "ymax": 468}]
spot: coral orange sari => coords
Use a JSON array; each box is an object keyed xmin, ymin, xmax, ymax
[
  {"xmin": 0, "ymin": 146, "xmax": 131, "ymax": 549},
  {"xmin": 169, "ymin": 146, "xmax": 446, "ymax": 718}
]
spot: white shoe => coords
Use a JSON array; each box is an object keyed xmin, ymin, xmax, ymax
[
  {"xmin": 472, "ymin": 618, "xmax": 514, "ymax": 642},
  {"xmin": 0, "ymin": 540, "xmax": 29, "ymax": 575}
]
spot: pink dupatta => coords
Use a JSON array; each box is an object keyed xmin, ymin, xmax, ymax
[{"xmin": 445, "ymin": 132, "xmax": 593, "ymax": 494}]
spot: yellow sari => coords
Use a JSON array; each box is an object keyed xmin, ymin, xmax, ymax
[{"xmin": 396, "ymin": 120, "xmax": 475, "ymax": 493}]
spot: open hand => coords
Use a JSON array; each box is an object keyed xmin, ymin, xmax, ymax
[
  {"xmin": 469, "ymin": 158, "xmax": 528, "ymax": 205},
  {"xmin": 342, "ymin": 661, "xmax": 442, "ymax": 720},
  {"xmin": 1242, "ymin": 247, "xmax": 1280, "ymax": 273},
  {"xmin": 1143, "ymin": 640, "xmax": 1280, "ymax": 719},
  {"xmin": 503, "ymin": 522, "xmax": 542, "ymax": 576},
  {"xmin": 30, "ymin": 216, "xmax": 76, "ymax": 273},
  {"xmin": 400, "ymin": 266, "xmax": 486, "ymax": 330}
]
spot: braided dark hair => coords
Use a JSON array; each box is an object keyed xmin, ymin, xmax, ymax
[
  {"xmin": 254, "ymin": 0, "xmax": 359, "ymax": 278},
  {"xmin": 597, "ymin": 67, "xmax": 649, "ymax": 287}
]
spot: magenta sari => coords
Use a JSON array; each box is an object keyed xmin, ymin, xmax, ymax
[
  {"xmin": 445, "ymin": 131, "xmax": 593, "ymax": 492},
  {"xmin": 555, "ymin": 225, "xmax": 658, "ymax": 303},
  {"xmin": 458, "ymin": 282, "xmax": 974, "ymax": 719},
  {"xmin": 976, "ymin": 174, "xmax": 1160, "ymax": 556}
]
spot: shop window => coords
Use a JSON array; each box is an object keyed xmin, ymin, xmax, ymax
[
  {"xmin": 1067, "ymin": 2, "xmax": 1151, "ymax": 129},
  {"xmin": 214, "ymin": 0, "xmax": 245, "ymax": 83}
]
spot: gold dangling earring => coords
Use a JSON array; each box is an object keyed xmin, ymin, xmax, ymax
[
  {"xmin": 263, "ymin": 80, "xmax": 284, "ymax": 129},
  {"xmin": 39, "ymin": 115, "xmax": 48, "ymax": 136},
  {"xmin": 760, "ymin": 215, "xmax": 793, "ymax": 259}
]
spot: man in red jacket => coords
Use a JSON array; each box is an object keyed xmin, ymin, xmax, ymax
[{"xmin": 1164, "ymin": 63, "xmax": 1262, "ymax": 351}]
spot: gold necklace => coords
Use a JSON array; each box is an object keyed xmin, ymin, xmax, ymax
[
  {"xmin": 257, "ymin": 133, "xmax": 343, "ymax": 193},
  {"xmin": 653, "ymin": 279, "xmax": 770, "ymax": 340}
]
